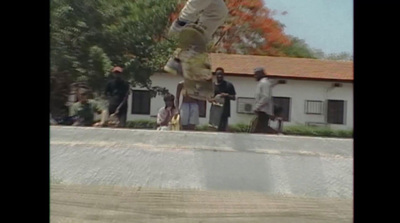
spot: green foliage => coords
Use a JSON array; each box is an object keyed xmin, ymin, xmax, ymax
[
  {"xmin": 125, "ymin": 120, "xmax": 157, "ymax": 129},
  {"xmin": 51, "ymin": 0, "xmax": 178, "ymax": 96},
  {"xmin": 283, "ymin": 125, "xmax": 353, "ymax": 138},
  {"xmin": 113, "ymin": 121, "xmax": 352, "ymax": 138},
  {"xmin": 195, "ymin": 125, "xmax": 216, "ymax": 132},
  {"xmin": 277, "ymin": 36, "xmax": 353, "ymax": 61},
  {"xmin": 279, "ymin": 36, "xmax": 317, "ymax": 59},
  {"xmin": 324, "ymin": 52, "xmax": 353, "ymax": 61},
  {"xmin": 228, "ymin": 123, "xmax": 250, "ymax": 133}
]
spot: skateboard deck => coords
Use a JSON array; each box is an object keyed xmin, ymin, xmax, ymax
[
  {"xmin": 183, "ymin": 78, "xmax": 214, "ymax": 101},
  {"xmin": 208, "ymin": 95, "xmax": 225, "ymax": 128},
  {"xmin": 177, "ymin": 24, "xmax": 214, "ymax": 101},
  {"xmin": 209, "ymin": 103, "xmax": 223, "ymax": 129}
]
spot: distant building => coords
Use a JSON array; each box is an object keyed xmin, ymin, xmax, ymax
[{"xmin": 128, "ymin": 53, "xmax": 353, "ymax": 130}]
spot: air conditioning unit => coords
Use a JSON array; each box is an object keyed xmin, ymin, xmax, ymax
[
  {"xmin": 237, "ymin": 97, "xmax": 255, "ymax": 114},
  {"xmin": 244, "ymin": 103, "xmax": 253, "ymax": 112}
]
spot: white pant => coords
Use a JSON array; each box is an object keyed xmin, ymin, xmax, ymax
[
  {"xmin": 180, "ymin": 102, "xmax": 200, "ymax": 126},
  {"xmin": 179, "ymin": 0, "xmax": 229, "ymax": 41}
]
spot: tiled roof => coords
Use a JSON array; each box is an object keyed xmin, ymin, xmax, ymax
[{"xmin": 209, "ymin": 53, "xmax": 353, "ymax": 81}]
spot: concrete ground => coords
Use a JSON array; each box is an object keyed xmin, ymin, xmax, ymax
[
  {"xmin": 50, "ymin": 126, "xmax": 353, "ymax": 222},
  {"xmin": 51, "ymin": 184, "xmax": 352, "ymax": 223}
]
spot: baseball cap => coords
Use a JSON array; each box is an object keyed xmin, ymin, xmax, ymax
[{"xmin": 112, "ymin": 66, "xmax": 123, "ymax": 73}]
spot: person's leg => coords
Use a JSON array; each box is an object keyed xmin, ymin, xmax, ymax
[
  {"xmin": 252, "ymin": 112, "xmax": 268, "ymax": 134},
  {"xmin": 168, "ymin": 0, "xmax": 213, "ymax": 36},
  {"xmin": 217, "ymin": 114, "xmax": 228, "ymax": 132},
  {"xmin": 165, "ymin": 0, "xmax": 228, "ymax": 75},
  {"xmin": 179, "ymin": 0, "xmax": 213, "ymax": 23},
  {"xmin": 197, "ymin": 0, "xmax": 229, "ymax": 41},
  {"xmin": 180, "ymin": 103, "xmax": 190, "ymax": 130},
  {"xmin": 108, "ymin": 106, "xmax": 116, "ymax": 116},
  {"xmin": 117, "ymin": 109, "xmax": 127, "ymax": 128},
  {"xmin": 259, "ymin": 113, "xmax": 270, "ymax": 133},
  {"xmin": 174, "ymin": 0, "xmax": 228, "ymax": 41},
  {"xmin": 188, "ymin": 102, "xmax": 200, "ymax": 130}
]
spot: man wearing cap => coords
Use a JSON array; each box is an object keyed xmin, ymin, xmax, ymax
[
  {"xmin": 209, "ymin": 67, "xmax": 236, "ymax": 131},
  {"xmin": 70, "ymin": 88, "xmax": 108, "ymax": 126},
  {"xmin": 250, "ymin": 67, "xmax": 284, "ymax": 133},
  {"xmin": 105, "ymin": 66, "xmax": 130, "ymax": 127}
]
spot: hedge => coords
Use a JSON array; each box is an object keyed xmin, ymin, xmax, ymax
[{"xmin": 123, "ymin": 120, "xmax": 352, "ymax": 138}]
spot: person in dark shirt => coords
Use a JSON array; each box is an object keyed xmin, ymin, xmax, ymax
[
  {"xmin": 105, "ymin": 66, "xmax": 130, "ymax": 127},
  {"xmin": 209, "ymin": 67, "xmax": 236, "ymax": 131}
]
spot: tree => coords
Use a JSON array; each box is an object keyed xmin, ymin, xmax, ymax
[
  {"xmin": 169, "ymin": 0, "xmax": 291, "ymax": 56},
  {"xmin": 212, "ymin": 0, "xmax": 291, "ymax": 56},
  {"xmin": 324, "ymin": 52, "xmax": 353, "ymax": 61},
  {"xmin": 278, "ymin": 35, "xmax": 317, "ymax": 59},
  {"xmin": 51, "ymin": 0, "xmax": 178, "ymax": 99}
]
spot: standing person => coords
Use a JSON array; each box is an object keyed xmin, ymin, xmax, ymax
[
  {"xmin": 105, "ymin": 66, "xmax": 130, "ymax": 128},
  {"xmin": 209, "ymin": 67, "xmax": 236, "ymax": 131},
  {"xmin": 175, "ymin": 80, "xmax": 200, "ymax": 130},
  {"xmin": 250, "ymin": 67, "xmax": 283, "ymax": 133},
  {"xmin": 164, "ymin": 0, "xmax": 229, "ymax": 75},
  {"xmin": 69, "ymin": 88, "xmax": 108, "ymax": 127},
  {"xmin": 157, "ymin": 94, "xmax": 180, "ymax": 131}
]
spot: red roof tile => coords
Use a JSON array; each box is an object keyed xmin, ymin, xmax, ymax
[{"xmin": 209, "ymin": 53, "xmax": 353, "ymax": 81}]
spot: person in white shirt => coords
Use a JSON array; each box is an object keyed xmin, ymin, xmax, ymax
[
  {"xmin": 157, "ymin": 94, "xmax": 179, "ymax": 131},
  {"xmin": 250, "ymin": 67, "xmax": 285, "ymax": 133}
]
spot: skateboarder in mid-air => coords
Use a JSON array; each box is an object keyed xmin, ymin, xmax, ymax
[{"xmin": 164, "ymin": 0, "xmax": 229, "ymax": 100}]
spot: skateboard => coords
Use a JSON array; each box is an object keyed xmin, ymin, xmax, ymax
[
  {"xmin": 208, "ymin": 95, "xmax": 224, "ymax": 129},
  {"xmin": 174, "ymin": 24, "xmax": 214, "ymax": 101}
]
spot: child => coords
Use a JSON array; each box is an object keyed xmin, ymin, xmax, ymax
[{"xmin": 157, "ymin": 94, "xmax": 180, "ymax": 131}]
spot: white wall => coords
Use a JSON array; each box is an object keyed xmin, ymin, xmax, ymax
[{"xmin": 127, "ymin": 73, "xmax": 353, "ymax": 130}]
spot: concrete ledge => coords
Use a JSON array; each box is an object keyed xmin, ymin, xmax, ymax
[{"xmin": 50, "ymin": 126, "xmax": 353, "ymax": 198}]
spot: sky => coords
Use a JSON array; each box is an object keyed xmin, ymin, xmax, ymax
[{"xmin": 263, "ymin": 0, "xmax": 353, "ymax": 55}]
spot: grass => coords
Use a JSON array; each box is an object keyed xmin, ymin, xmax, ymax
[
  {"xmin": 283, "ymin": 125, "xmax": 353, "ymax": 138},
  {"xmin": 122, "ymin": 120, "xmax": 352, "ymax": 138},
  {"xmin": 125, "ymin": 120, "xmax": 157, "ymax": 129}
]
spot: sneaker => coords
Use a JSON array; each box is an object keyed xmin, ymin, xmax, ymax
[
  {"xmin": 164, "ymin": 48, "xmax": 183, "ymax": 75},
  {"xmin": 168, "ymin": 18, "xmax": 191, "ymax": 37}
]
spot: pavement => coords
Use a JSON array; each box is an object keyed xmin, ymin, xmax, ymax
[{"xmin": 50, "ymin": 126, "xmax": 353, "ymax": 222}]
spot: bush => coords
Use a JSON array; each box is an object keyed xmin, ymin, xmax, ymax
[
  {"xmin": 195, "ymin": 123, "xmax": 250, "ymax": 133},
  {"xmin": 195, "ymin": 125, "xmax": 215, "ymax": 131},
  {"xmin": 283, "ymin": 125, "xmax": 353, "ymax": 138},
  {"xmin": 126, "ymin": 120, "xmax": 157, "ymax": 129},
  {"xmin": 228, "ymin": 123, "xmax": 250, "ymax": 133},
  {"xmin": 120, "ymin": 121, "xmax": 352, "ymax": 138}
]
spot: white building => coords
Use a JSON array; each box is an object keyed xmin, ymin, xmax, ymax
[{"xmin": 127, "ymin": 53, "xmax": 353, "ymax": 130}]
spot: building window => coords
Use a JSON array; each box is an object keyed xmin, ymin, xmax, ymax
[
  {"xmin": 273, "ymin": 97, "xmax": 291, "ymax": 121},
  {"xmin": 237, "ymin": 97, "xmax": 255, "ymax": 114},
  {"xmin": 131, "ymin": 90, "xmax": 151, "ymax": 115},
  {"xmin": 327, "ymin": 100, "xmax": 346, "ymax": 124},
  {"xmin": 305, "ymin": 100, "xmax": 324, "ymax": 115},
  {"xmin": 198, "ymin": 100, "xmax": 207, "ymax": 118}
]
